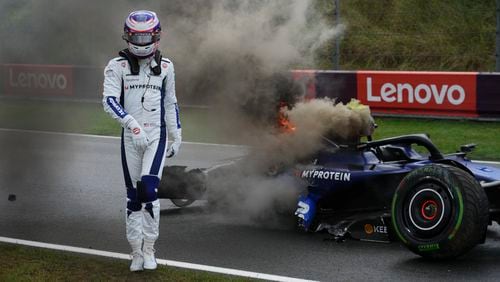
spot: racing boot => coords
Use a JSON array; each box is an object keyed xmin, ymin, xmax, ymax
[
  {"xmin": 129, "ymin": 240, "xmax": 144, "ymax": 272},
  {"xmin": 143, "ymin": 239, "xmax": 157, "ymax": 270}
]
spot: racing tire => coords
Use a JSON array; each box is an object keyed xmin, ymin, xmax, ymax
[{"xmin": 391, "ymin": 164, "xmax": 489, "ymax": 259}]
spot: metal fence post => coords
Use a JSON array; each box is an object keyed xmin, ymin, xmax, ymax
[
  {"xmin": 334, "ymin": 0, "xmax": 340, "ymax": 70},
  {"xmin": 496, "ymin": 0, "xmax": 500, "ymax": 71}
]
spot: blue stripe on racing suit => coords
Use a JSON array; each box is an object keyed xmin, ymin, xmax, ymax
[
  {"xmin": 174, "ymin": 103, "xmax": 181, "ymax": 129},
  {"xmin": 106, "ymin": 96, "xmax": 128, "ymax": 119},
  {"xmin": 121, "ymin": 130, "xmax": 134, "ymax": 189},
  {"xmin": 122, "ymin": 129, "xmax": 140, "ymax": 216}
]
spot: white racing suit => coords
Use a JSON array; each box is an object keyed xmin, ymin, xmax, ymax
[{"xmin": 102, "ymin": 53, "xmax": 181, "ymax": 250}]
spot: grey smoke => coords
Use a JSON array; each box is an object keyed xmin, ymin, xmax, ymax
[
  {"xmin": 0, "ymin": 0, "xmax": 342, "ymax": 104},
  {"xmin": 206, "ymin": 160, "xmax": 306, "ymax": 228},
  {"xmin": 205, "ymin": 98, "xmax": 376, "ymax": 226},
  {"xmin": 1, "ymin": 0, "xmax": 345, "ymax": 226}
]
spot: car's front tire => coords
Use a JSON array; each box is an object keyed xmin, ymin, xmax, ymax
[{"xmin": 391, "ymin": 164, "xmax": 489, "ymax": 259}]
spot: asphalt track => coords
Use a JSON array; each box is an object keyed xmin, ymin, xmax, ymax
[{"xmin": 1, "ymin": 129, "xmax": 500, "ymax": 281}]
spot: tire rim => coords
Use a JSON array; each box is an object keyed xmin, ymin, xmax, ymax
[
  {"xmin": 402, "ymin": 180, "xmax": 454, "ymax": 238},
  {"xmin": 408, "ymin": 188, "xmax": 445, "ymax": 231}
]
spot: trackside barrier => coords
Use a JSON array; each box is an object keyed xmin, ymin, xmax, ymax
[
  {"xmin": 291, "ymin": 70, "xmax": 358, "ymax": 104},
  {"xmin": 290, "ymin": 70, "xmax": 500, "ymax": 119},
  {"xmin": 0, "ymin": 64, "xmax": 101, "ymax": 102},
  {"xmin": 476, "ymin": 73, "xmax": 500, "ymax": 118},
  {"xmin": 1, "ymin": 64, "xmax": 499, "ymax": 118},
  {"xmin": 357, "ymin": 71, "xmax": 478, "ymax": 118},
  {"xmin": 2, "ymin": 64, "xmax": 74, "ymax": 97}
]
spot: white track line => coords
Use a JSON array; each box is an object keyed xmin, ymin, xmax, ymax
[
  {"xmin": 471, "ymin": 160, "xmax": 500, "ymax": 165},
  {"xmin": 0, "ymin": 236, "xmax": 316, "ymax": 282},
  {"xmin": 0, "ymin": 128, "xmax": 248, "ymax": 149}
]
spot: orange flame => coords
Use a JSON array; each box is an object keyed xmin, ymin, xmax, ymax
[{"xmin": 277, "ymin": 104, "xmax": 296, "ymax": 133}]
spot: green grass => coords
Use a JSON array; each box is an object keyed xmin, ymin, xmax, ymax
[
  {"xmin": 0, "ymin": 99, "xmax": 500, "ymax": 160},
  {"xmin": 314, "ymin": 0, "xmax": 495, "ymax": 71},
  {"xmin": 1, "ymin": 99, "xmax": 499, "ymax": 160},
  {"xmin": 0, "ymin": 243, "xmax": 251, "ymax": 281},
  {"xmin": 0, "ymin": 99, "xmax": 234, "ymax": 144},
  {"xmin": 372, "ymin": 117, "xmax": 500, "ymax": 161}
]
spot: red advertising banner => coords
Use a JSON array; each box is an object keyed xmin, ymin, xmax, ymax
[
  {"xmin": 3, "ymin": 64, "xmax": 74, "ymax": 96},
  {"xmin": 291, "ymin": 70, "xmax": 317, "ymax": 100},
  {"xmin": 357, "ymin": 71, "xmax": 478, "ymax": 117}
]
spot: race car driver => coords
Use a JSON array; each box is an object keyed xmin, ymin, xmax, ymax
[{"xmin": 102, "ymin": 10, "xmax": 181, "ymax": 272}]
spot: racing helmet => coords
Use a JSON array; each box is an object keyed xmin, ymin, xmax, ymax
[{"xmin": 122, "ymin": 10, "xmax": 161, "ymax": 58}]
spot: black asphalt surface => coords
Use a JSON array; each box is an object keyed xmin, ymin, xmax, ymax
[{"xmin": 1, "ymin": 129, "xmax": 500, "ymax": 281}]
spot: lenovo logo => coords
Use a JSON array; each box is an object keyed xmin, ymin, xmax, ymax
[
  {"xmin": 357, "ymin": 71, "xmax": 477, "ymax": 117},
  {"xmin": 9, "ymin": 69, "xmax": 68, "ymax": 90},
  {"xmin": 366, "ymin": 77, "xmax": 466, "ymax": 105},
  {"xmin": 4, "ymin": 64, "xmax": 73, "ymax": 96}
]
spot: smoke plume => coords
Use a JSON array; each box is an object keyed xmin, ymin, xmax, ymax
[
  {"xmin": 249, "ymin": 98, "xmax": 376, "ymax": 171},
  {"xmin": 206, "ymin": 98, "xmax": 375, "ymax": 225},
  {"xmin": 0, "ymin": 0, "xmax": 343, "ymax": 104},
  {"xmin": 1, "ymin": 0, "xmax": 348, "ymax": 226}
]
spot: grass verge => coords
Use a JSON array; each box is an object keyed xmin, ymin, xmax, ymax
[
  {"xmin": 0, "ymin": 99, "xmax": 499, "ymax": 160},
  {"xmin": 0, "ymin": 99, "xmax": 234, "ymax": 144},
  {"xmin": 0, "ymin": 99, "xmax": 500, "ymax": 161},
  {"xmin": 372, "ymin": 117, "xmax": 500, "ymax": 161},
  {"xmin": 0, "ymin": 243, "xmax": 251, "ymax": 281}
]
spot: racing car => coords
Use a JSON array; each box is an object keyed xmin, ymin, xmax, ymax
[
  {"xmin": 292, "ymin": 133, "xmax": 500, "ymax": 259},
  {"xmin": 158, "ymin": 132, "xmax": 500, "ymax": 260}
]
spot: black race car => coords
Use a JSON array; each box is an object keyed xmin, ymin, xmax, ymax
[{"xmin": 158, "ymin": 133, "xmax": 500, "ymax": 259}]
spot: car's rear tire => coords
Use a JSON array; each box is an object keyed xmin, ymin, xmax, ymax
[
  {"xmin": 391, "ymin": 164, "xmax": 489, "ymax": 259},
  {"xmin": 158, "ymin": 166, "xmax": 206, "ymax": 203},
  {"xmin": 171, "ymin": 199, "xmax": 195, "ymax": 207}
]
